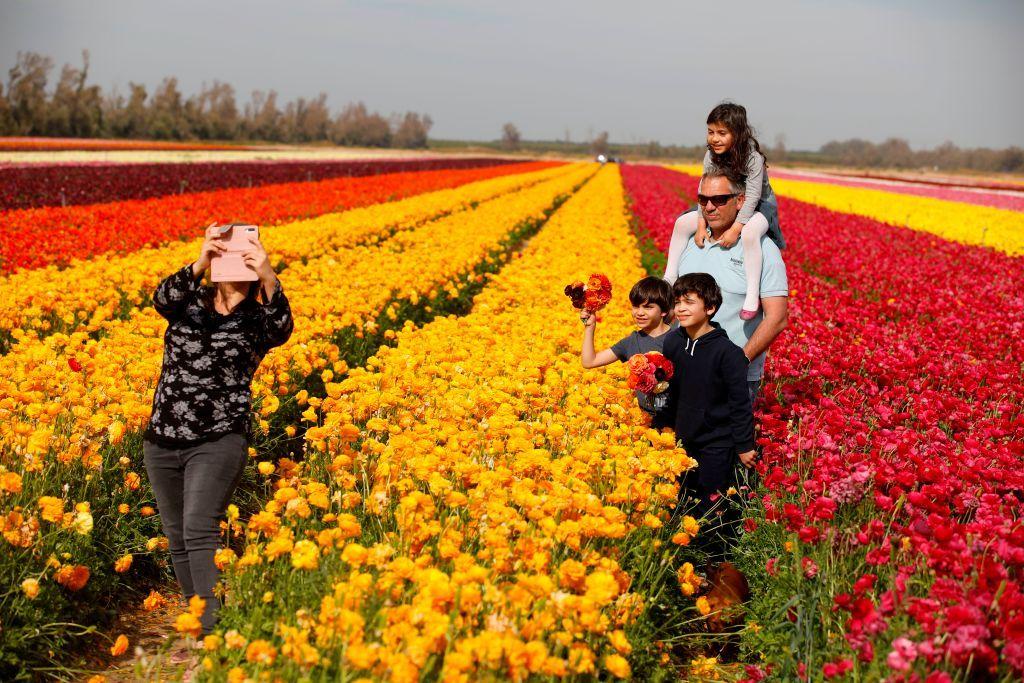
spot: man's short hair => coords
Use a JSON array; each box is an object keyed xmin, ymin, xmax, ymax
[
  {"xmin": 672, "ymin": 272, "xmax": 723, "ymax": 313},
  {"xmin": 628, "ymin": 276, "xmax": 673, "ymax": 313},
  {"xmin": 699, "ymin": 170, "xmax": 746, "ymax": 197}
]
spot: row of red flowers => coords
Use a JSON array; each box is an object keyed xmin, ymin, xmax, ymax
[
  {"xmin": 0, "ymin": 157, "xmax": 518, "ymax": 210},
  {"xmin": 0, "ymin": 160, "xmax": 559, "ymax": 273},
  {"xmin": 621, "ymin": 164, "xmax": 1024, "ymax": 679}
]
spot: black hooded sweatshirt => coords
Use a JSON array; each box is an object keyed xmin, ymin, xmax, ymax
[{"xmin": 655, "ymin": 323, "xmax": 755, "ymax": 454}]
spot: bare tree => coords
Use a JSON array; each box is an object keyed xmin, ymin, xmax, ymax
[
  {"xmin": 6, "ymin": 51, "xmax": 53, "ymax": 135},
  {"xmin": 591, "ymin": 130, "xmax": 609, "ymax": 156},
  {"xmin": 104, "ymin": 82, "xmax": 149, "ymax": 138},
  {"xmin": 392, "ymin": 112, "xmax": 432, "ymax": 148},
  {"xmin": 772, "ymin": 133, "xmax": 787, "ymax": 162},
  {"xmin": 243, "ymin": 89, "xmax": 281, "ymax": 141},
  {"xmin": 501, "ymin": 122, "xmax": 521, "ymax": 151},
  {"xmin": 332, "ymin": 102, "xmax": 391, "ymax": 147},
  {"xmin": 149, "ymin": 77, "xmax": 190, "ymax": 139}
]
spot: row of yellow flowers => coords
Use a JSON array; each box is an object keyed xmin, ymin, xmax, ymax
[
  {"xmin": 0, "ymin": 163, "xmax": 575, "ymax": 346},
  {"xmin": 671, "ymin": 163, "xmax": 1024, "ymax": 255},
  {"xmin": 0, "ymin": 164, "xmax": 594, "ymax": 672},
  {"xmin": 195, "ymin": 166, "xmax": 698, "ymax": 682}
]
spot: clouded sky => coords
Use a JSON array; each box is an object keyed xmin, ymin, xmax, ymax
[{"xmin": 2, "ymin": 0, "xmax": 1021, "ymax": 150}]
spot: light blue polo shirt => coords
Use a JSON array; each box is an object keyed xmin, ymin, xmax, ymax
[{"xmin": 676, "ymin": 236, "xmax": 788, "ymax": 381}]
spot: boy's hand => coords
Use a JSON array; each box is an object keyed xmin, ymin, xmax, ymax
[
  {"xmin": 738, "ymin": 450, "xmax": 757, "ymax": 468},
  {"xmin": 579, "ymin": 309, "xmax": 596, "ymax": 327}
]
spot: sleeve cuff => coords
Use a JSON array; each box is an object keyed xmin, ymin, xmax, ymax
[{"xmin": 736, "ymin": 439, "xmax": 756, "ymax": 453}]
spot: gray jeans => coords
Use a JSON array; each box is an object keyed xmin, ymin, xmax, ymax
[{"xmin": 143, "ymin": 432, "xmax": 247, "ymax": 634}]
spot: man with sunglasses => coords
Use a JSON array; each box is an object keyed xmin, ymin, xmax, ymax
[{"xmin": 669, "ymin": 171, "xmax": 789, "ymax": 404}]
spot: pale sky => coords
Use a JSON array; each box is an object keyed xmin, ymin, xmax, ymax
[{"xmin": 2, "ymin": 0, "xmax": 1021, "ymax": 150}]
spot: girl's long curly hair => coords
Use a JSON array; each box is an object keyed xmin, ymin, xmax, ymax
[{"xmin": 707, "ymin": 102, "xmax": 767, "ymax": 183}]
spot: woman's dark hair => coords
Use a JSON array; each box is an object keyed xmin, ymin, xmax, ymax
[
  {"xmin": 672, "ymin": 272, "xmax": 723, "ymax": 314},
  {"xmin": 629, "ymin": 276, "xmax": 673, "ymax": 315},
  {"xmin": 706, "ymin": 102, "xmax": 766, "ymax": 185}
]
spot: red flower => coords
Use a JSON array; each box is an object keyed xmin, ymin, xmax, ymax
[{"xmin": 68, "ymin": 357, "xmax": 82, "ymax": 372}]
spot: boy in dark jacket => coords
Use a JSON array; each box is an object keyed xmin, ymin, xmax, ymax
[{"xmin": 659, "ymin": 273, "xmax": 756, "ymax": 559}]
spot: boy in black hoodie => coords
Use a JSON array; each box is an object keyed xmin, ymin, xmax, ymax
[{"xmin": 659, "ymin": 273, "xmax": 756, "ymax": 559}]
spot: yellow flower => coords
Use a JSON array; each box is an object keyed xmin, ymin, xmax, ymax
[
  {"xmin": 72, "ymin": 510, "xmax": 94, "ymax": 535},
  {"xmin": 291, "ymin": 539, "xmax": 320, "ymax": 570},
  {"xmin": 37, "ymin": 496, "xmax": 64, "ymax": 523},
  {"xmin": 257, "ymin": 461, "xmax": 276, "ymax": 476},
  {"xmin": 146, "ymin": 536, "xmax": 169, "ymax": 552},
  {"xmin": 584, "ymin": 570, "xmax": 620, "ymax": 605},
  {"xmin": 21, "ymin": 578, "xmax": 40, "ymax": 599},
  {"xmin": 608, "ymin": 629, "xmax": 632, "ymax": 655},
  {"xmin": 604, "ymin": 653, "xmax": 632, "ymax": 679},
  {"xmin": 173, "ymin": 613, "xmax": 202, "ymax": 638},
  {"xmin": 682, "ymin": 515, "xmax": 700, "ymax": 536},
  {"xmin": 107, "ymin": 421, "xmax": 125, "ymax": 444},
  {"xmin": 695, "ymin": 596, "xmax": 711, "ymax": 616}
]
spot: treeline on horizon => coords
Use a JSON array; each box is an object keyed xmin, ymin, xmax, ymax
[
  {"xmin": 2, "ymin": 50, "xmax": 1022, "ymax": 173},
  {"xmin": 0, "ymin": 51, "xmax": 433, "ymax": 148}
]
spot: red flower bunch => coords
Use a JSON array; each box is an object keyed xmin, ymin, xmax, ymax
[
  {"xmin": 626, "ymin": 352, "xmax": 673, "ymax": 395},
  {"xmin": 564, "ymin": 273, "xmax": 613, "ymax": 313}
]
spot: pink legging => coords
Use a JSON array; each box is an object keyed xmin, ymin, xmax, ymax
[{"xmin": 663, "ymin": 211, "xmax": 770, "ymax": 313}]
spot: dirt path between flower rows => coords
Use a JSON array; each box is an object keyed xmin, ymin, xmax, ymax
[{"xmin": 77, "ymin": 587, "xmax": 196, "ymax": 682}]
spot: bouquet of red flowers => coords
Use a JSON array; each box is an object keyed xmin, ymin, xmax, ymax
[
  {"xmin": 564, "ymin": 273, "xmax": 613, "ymax": 316},
  {"xmin": 627, "ymin": 352, "xmax": 674, "ymax": 409}
]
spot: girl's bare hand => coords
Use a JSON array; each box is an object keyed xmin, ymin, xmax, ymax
[{"xmin": 717, "ymin": 225, "xmax": 743, "ymax": 248}]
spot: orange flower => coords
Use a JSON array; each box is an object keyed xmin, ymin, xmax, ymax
[
  {"xmin": 109, "ymin": 634, "xmax": 129, "ymax": 657},
  {"xmin": 113, "ymin": 554, "xmax": 133, "ymax": 573},
  {"xmin": 245, "ymin": 639, "xmax": 278, "ymax": 665},
  {"xmin": 142, "ymin": 590, "xmax": 167, "ymax": 611},
  {"xmin": 0, "ymin": 471, "xmax": 23, "ymax": 494},
  {"xmin": 54, "ymin": 564, "xmax": 90, "ymax": 591},
  {"xmin": 214, "ymin": 548, "xmax": 237, "ymax": 570}
]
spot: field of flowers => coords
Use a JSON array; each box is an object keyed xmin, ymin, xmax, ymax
[{"xmin": 1, "ymin": 153, "xmax": 1022, "ymax": 681}]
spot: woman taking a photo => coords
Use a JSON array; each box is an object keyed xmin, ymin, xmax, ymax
[{"xmin": 144, "ymin": 224, "xmax": 293, "ymax": 634}]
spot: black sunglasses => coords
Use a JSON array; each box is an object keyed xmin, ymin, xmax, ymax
[{"xmin": 697, "ymin": 193, "xmax": 738, "ymax": 207}]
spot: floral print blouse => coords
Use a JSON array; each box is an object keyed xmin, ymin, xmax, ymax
[{"xmin": 144, "ymin": 265, "xmax": 294, "ymax": 446}]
